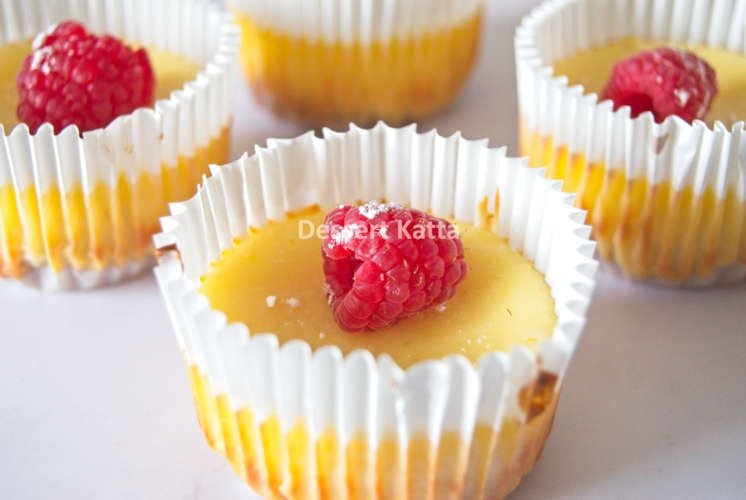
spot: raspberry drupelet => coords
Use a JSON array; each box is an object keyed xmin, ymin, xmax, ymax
[
  {"xmin": 322, "ymin": 202, "xmax": 468, "ymax": 332},
  {"xmin": 16, "ymin": 20, "xmax": 156, "ymax": 134},
  {"xmin": 601, "ymin": 47, "xmax": 717, "ymax": 123}
]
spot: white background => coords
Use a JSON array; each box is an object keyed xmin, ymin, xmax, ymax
[{"xmin": 2, "ymin": 0, "xmax": 746, "ymax": 498}]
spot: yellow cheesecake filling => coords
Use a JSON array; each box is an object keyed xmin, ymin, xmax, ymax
[
  {"xmin": 0, "ymin": 41, "xmax": 231, "ymax": 277},
  {"xmin": 520, "ymin": 37, "xmax": 746, "ymax": 282},
  {"xmin": 199, "ymin": 209, "xmax": 557, "ymax": 369},
  {"xmin": 0, "ymin": 42, "xmax": 27, "ymax": 128},
  {"xmin": 234, "ymin": 10, "xmax": 483, "ymax": 125}
]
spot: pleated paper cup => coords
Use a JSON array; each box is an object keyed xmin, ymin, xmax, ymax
[
  {"xmin": 154, "ymin": 123, "xmax": 597, "ymax": 499},
  {"xmin": 515, "ymin": 0, "xmax": 746, "ymax": 286},
  {"xmin": 0, "ymin": 0, "xmax": 238, "ymax": 290},
  {"xmin": 229, "ymin": 0, "xmax": 485, "ymax": 126}
]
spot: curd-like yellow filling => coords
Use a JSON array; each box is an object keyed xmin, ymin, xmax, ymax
[
  {"xmin": 199, "ymin": 208, "xmax": 556, "ymax": 368},
  {"xmin": 552, "ymin": 36, "xmax": 746, "ymax": 126},
  {"xmin": 0, "ymin": 42, "xmax": 27, "ymax": 129},
  {"xmin": 233, "ymin": 10, "xmax": 483, "ymax": 125}
]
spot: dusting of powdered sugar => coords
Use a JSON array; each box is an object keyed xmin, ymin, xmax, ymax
[
  {"xmin": 358, "ymin": 201, "xmax": 402, "ymax": 219},
  {"xmin": 284, "ymin": 297, "xmax": 301, "ymax": 308},
  {"xmin": 674, "ymin": 88, "xmax": 690, "ymax": 107},
  {"xmin": 265, "ymin": 295, "xmax": 277, "ymax": 308},
  {"xmin": 30, "ymin": 46, "xmax": 52, "ymax": 72},
  {"xmin": 30, "ymin": 23, "xmax": 59, "ymax": 75},
  {"xmin": 323, "ymin": 283, "xmax": 335, "ymax": 305},
  {"xmin": 32, "ymin": 23, "xmax": 57, "ymax": 50},
  {"xmin": 331, "ymin": 223, "xmax": 359, "ymax": 246}
]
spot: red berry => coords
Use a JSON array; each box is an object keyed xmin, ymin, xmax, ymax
[
  {"xmin": 16, "ymin": 21, "xmax": 156, "ymax": 134},
  {"xmin": 601, "ymin": 47, "xmax": 717, "ymax": 124},
  {"xmin": 322, "ymin": 202, "xmax": 467, "ymax": 332}
]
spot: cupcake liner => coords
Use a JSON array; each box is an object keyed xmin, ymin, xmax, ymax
[
  {"xmin": 0, "ymin": 0, "xmax": 238, "ymax": 290},
  {"xmin": 229, "ymin": 0, "xmax": 485, "ymax": 126},
  {"xmin": 16, "ymin": 260, "xmax": 150, "ymax": 291},
  {"xmin": 154, "ymin": 123, "xmax": 598, "ymax": 498},
  {"xmin": 515, "ymin": 0, "xmax": 746, "ymax": 286},
  {"xmin": 231, "ymin": 0, "xmax": 483, "ymax": 42}
]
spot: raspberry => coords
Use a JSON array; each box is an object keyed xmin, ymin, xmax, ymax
[
  {"xmin": 322, "ymin": 202, "xmax": 467, "ymax": 332},
  {"xmin": 601, "ymin": 47, "xmax": 717, "ymax": 123},
  {"xmin": 16, "ymin": 21, "xmax": 156, "ymax": 134}
]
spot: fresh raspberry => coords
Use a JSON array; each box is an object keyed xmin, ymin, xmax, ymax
[
  {"xmin": 601, "ymin": 47, "xmax": 717, "ymax": 123},
  {"xmin": 321, "ymin": 202, "xmax": 467, "ymax": 332},
  {"xmin": 16, "ymin": 20, "xmax": 156, "ymax": 134}
]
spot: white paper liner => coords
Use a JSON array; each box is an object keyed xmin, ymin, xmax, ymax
[
  {"xmin": 154, "ymin": 123, "xmax": 598, "ymax": 496},
  {"xmin": 16, "ymin": 260, "xmax": 150, "ymax": 291},
  {"xmin": 0, "ymin": 0, "xmax": 239, "ymax": 290},
  {"xmin": 515, "ymin": 0, "xmax": 746, "ymax": 286},
  {"xmin": 230, "ymin": 0, "xmax": 484, "ymax": 43}
]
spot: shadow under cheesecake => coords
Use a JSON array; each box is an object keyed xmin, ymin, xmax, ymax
[{"xmin": 513, "ymin": 268, "xmax": 746, "ymax": 498}]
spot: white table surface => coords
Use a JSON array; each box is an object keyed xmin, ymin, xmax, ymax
[{"xmin": 2, "ymin": 1, "xmax": 746, "ymax": 499}]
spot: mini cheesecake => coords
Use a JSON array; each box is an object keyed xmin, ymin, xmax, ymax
[
  {"xmin": 516, "ymin": 0, "xmax": 746, "ymax": 285},
  {"xmin": 231, "ymin": 0, "xmax": 484, "ymax": 125},
  {"xmin": 154, "ymin": 125, "xmax": 597, "ymax": 499},
  {"xmin": 0, "ymin": 1, "xmax": 237, "ymax": 289}
]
